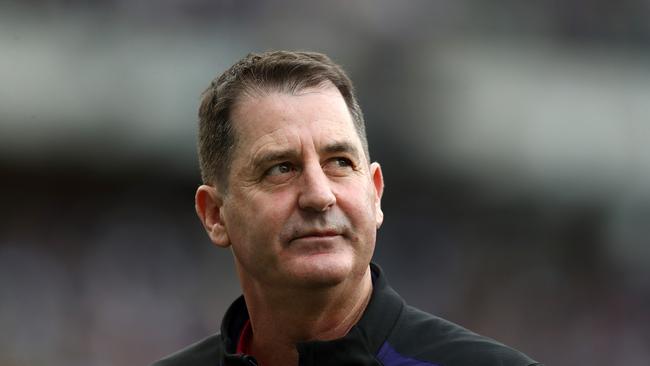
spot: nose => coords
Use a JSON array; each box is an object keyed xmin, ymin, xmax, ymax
[{"xmin": 298, "ymin": 162, "xmax": 336, "ymax": 212}]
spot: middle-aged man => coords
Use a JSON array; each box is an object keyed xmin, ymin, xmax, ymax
[{"xmin": 152, "ymin": 51, "xmax": 542, "ymax": 366}]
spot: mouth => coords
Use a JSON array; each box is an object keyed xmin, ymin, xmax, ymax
[{"xmin": 290, "ymin": 229, "xmax": 342, "ymax": 243}]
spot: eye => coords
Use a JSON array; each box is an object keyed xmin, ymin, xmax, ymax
[
  {"xmin": 265, "ymin": 162, "xmax": 295, "ymax": 177},
  {"xmin": 333, "ymin": 157, "xmax": 352, "ymax": 168},
  {"xmin": 324, "ymin": 157, "xmax": 355, "ymax": 175}
]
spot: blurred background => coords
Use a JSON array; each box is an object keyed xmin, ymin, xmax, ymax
[{"xmin": 2, "ymin": 1, "xmax": 650, "ymax": 365}]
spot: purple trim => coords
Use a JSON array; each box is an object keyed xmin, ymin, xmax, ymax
[{"xmin": 377, "ymin": 341, "xmax": 441, "ymax": 366}]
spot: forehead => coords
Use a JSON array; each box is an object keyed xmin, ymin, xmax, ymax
[{"xmin": 229, "ymin": 85, "xmax": 361, "ymax": 161}]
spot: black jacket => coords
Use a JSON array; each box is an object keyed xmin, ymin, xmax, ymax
[{"xmin": 152, "ymin": 264, "xmax": 541, "ymax": 366}]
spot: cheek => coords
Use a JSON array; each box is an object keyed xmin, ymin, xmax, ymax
[
  {"xmin": 338, "ymin": 182, "xmax": 377, "ymax": 219},
  {"xmin": 255, "ymin": 189, "xmax": 295, "ymax": 221},
  {"xmin": 225, "ymin": 190, "xmax": 294, "ymax": 244}
]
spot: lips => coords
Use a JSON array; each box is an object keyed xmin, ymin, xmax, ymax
[{"xmin": 290, "ymin": 229, "xmax": 341, "ymax": 242}]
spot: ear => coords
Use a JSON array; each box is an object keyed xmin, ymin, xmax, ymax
[
  {"xmin": 369, "ymin": 162, "xmax": 385, "ymax": 229},
  {"xmin": 195, "ymin": 185, "xmax": 231, "ymax": 248}
]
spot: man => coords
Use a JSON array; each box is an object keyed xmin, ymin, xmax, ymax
[{"xmin": 152, "ymin": 51, "xmax": 541, "ymax": 366}]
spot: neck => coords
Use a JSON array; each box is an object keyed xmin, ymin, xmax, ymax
[{"xmin": 239, "ymin": 267, "xmax": 373, "ymax": 366}]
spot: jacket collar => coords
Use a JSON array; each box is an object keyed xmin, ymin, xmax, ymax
[{"xmin": 220, "ymin": 263, "xmax": 405, "ymax": 365}]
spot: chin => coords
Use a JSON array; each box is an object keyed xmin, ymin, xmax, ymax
[{"xmin": 285, "ymin": 254, "xmax": 358, "ymax": 289}]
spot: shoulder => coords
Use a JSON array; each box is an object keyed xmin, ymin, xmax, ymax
[
  {"xmin": 384, "ymin": 305, "xmax": 542, "ymax": 366},
  {"xmin": 150, "ymin": 333, "xmax": 224, "ymax": 366}
]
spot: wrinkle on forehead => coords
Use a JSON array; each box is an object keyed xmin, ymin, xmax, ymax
[
  {"xmin": 247, "ymin": 127, "xmax": 299, "ymax": 166},
  {"xmin": 227, "ymin": 85, "xmax": 364, "ymax": 184},
  {"xmin": 231, "ymin": 86, "xmax": 353, "ymax": 143},
  {"xmin": 245, "ymin": 123, "xmax": 339, "ymax": 169},
  {"xmin": 232, "ymin": 85, "xmax": 344, "ymax": 126}
]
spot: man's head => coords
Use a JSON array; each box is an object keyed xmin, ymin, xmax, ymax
[
  {"xmin": 197, "ymin": 51, "xmax": 368, "ymax": 192},
  {"xmin": 195, "ymin": 51, "xmax": 383, "ymax": 290}
]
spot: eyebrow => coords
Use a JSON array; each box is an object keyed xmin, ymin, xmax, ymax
[
  {"xmin": 251, "ymin": 141, "xmax": 361, "ymax": 170},
  {"xmin": 320, "ymin": 141, "xmax": 361, "ymax": 160},
  {"xmin": 251, "ymin": 149, "xmax": 299, "ymax": 171}
]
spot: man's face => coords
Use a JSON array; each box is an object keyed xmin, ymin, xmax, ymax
[{"xmin": 213, "ymin": 84, "xmax": 384, "ymax": 290}]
